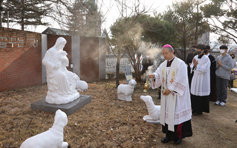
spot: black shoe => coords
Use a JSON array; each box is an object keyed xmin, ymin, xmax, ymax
[
  {"xmin": 197, "ymin": 112, "xmax": 203, "ymax": 115},
  {"xmin": 161, "ymin": 137, "xmax": 170, "ymax": 143},
  {"xmin": 174, "ymin": 137, "xmax": 182, "ymax": 144},
  {"xmin": 193, "ymin": 112, "xmax": 202, "ymax": 116}
]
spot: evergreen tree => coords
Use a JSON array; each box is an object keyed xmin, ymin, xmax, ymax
[
  {"xmin": 163, "ymin": 0, "xmax": 209, "ymax": 60},
  {"xmin": 140, "ymin": 14, "xmax": 176, "ymax": 46},
  {"xmin": 2, "ymin": 0, "xmax": 53, "ymax": 30},
  {"xmin": 68, "ymin": 0, "xmax": 101, "ymax": 36},
  {"xmin": 47, "ymin": 0, "xmax": 102, "ymax": 36},
  {"xmin": 201, "ymin": 0, "xmax": 237, "ymax": 43}
]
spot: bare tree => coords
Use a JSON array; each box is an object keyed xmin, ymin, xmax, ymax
[
  {"xmin": 105, "ymin": 0, "xmax": 154, "ymax": 87},
  {"xmin": 0, "ymin": 0, "xmax": 3, "ymax": 27},
  {"xmin": 47, "ymin": 0, "xmax": 110, "ymax": 37}
]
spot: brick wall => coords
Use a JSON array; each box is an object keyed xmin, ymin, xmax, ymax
[{"xmin": 0, "ymin": 27, "xmax": 42, "ymax": 92}]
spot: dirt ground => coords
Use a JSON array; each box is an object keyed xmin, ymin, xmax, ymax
[{"xmin": 0, "ymin": 80, "xmax": 237, "ymax": 148}]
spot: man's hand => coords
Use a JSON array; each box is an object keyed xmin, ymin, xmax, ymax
[
  {"xmin": 148, "ymin": 74, "xmax": 155, "ymax": 78},
  {"xmin": 217, "ymin": 60, "xmax": 223, "ymax": 66},
  {"xmin": 193, "ymin": 59, "xmax": 198, "ymax": 67},
  {"xmin": 163, "ymin": 88, "xmax": 171, "ymax": 96}
]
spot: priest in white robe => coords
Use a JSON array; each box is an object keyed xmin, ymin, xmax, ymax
[
  {"xmin": 190, "ymin": 44, "xmax": 210, "ymax": 115},
  {"xmin": 149, "ymin": 44, "xmax": 192, "ymax": 144}
]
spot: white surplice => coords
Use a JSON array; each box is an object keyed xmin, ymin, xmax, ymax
[
  {"xmin": 152, "ymin": 57, "xmax": 192, "ymax": 132},
  {"xmin": 190, "ymin": 55, "xmax": 210, "ymax": 96}
]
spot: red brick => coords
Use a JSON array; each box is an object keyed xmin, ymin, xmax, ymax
[{"xmin": 0, "ymin": 28, "xmax": 42, "ymax": 92}]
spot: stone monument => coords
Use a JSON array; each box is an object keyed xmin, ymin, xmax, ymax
[{"xmin": 20, "ymin": 109, "xmax": 69, "ymax": 148}]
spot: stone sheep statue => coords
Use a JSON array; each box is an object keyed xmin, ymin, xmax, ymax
[
  {"xmin": 76, "ymin": 80, "xmax": 88, "ymax": 92},
  {"xmin": 140, "ymin": 95, "xmax": 160, "ymax": 123},
  {"xmin": 20, "ymin": 109, "xmax": 69, "ymax": 148},
  {"xmin": 117, "ymin": 79, "xmax": 137, "ymax": 101}
]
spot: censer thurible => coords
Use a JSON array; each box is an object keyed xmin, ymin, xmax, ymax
[
  {"xmin": 143, "ymin": 77, "xmax": 150, "ymax": 92},
  {"xmin": 143, "ymin": 77, "xmax": 166, "ymax": 94}
]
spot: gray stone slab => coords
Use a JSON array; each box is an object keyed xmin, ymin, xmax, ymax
[{"xmin": 31, "ymin": 95, "xmax": 91, "ymax": 115}]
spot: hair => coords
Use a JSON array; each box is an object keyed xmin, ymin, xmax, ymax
[
  {"xmin": 230, "ymin": 53, "xmax": 235, "ymax": 58},
  {"xmin": 191, "ymin": 45, "xmax": 197, "ymax": 48},
  {"xmin": 205, "ymin": 45, "xmax": 210, "ymax": 50},
  {"xmin": 220, "ymin": 45, "xmax": 228, "ymax": 50},
  {"xmin": 163, "ymin": 47, "xmax": 174, "ymax": 52},
  {"xmin": 196, "ymin": 44, "xmax": 205, "ymax": 50}
]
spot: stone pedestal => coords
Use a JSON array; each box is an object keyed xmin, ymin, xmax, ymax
[{"xmin": 31, "ymin": 95, "xmax": 91, "ymax": 115}]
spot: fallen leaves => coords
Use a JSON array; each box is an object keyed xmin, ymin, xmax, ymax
[{"xmin": 1, "ymin": 80, "xmax": 237, "ymax": 147}]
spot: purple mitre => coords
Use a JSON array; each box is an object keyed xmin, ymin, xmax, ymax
[{"xmin": 162, "ymin": 44, "xmax": 173, "ymax": 49}]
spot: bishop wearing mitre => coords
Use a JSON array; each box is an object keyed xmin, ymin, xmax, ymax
[{"xmin": 149, "ymin": 44, "xmax": 192, "ymax": 144}]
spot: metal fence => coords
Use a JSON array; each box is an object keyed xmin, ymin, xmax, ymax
[{"xmin": 106, "ymin": 54, "xmax": 134, "ymax": 74}]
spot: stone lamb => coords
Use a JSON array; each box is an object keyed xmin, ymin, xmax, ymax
[
  {"xmin": 76, "ymin": 80, "xmax": 88, "ymax": 92},
  {"xmin": 140, "ymin": 95, "xmax": 160, "ymax": 123},
  {"xmin": 117, "ymin": 79, "xmax": 137, "ymax": 101},
  {"xmin": 20, "ymin": 109, "xmax": 69, "ymax": 148}
]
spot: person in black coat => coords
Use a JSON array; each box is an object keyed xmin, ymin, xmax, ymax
[
  {"xmin": 228, "ymin": 53, "xmax": 236, "ymax": 88},
  {"xmin": 186, "ymin": 45, "xmax": 197, "ymax": 88},
  {"xmin": 142, "ymin": 55, "xmax": 153, "ymax": 75},
  {"xmin": 204, "ymin": 45, "xmax": 217, "ymax": 102}
]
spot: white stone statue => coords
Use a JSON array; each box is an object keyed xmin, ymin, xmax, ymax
[
  {"xmin": 117, "ymin": 79, "xmax": 137, "ymax": 101},
  {"xmin": 20, "ymin": 109, "xmax": 69, "ymax": 148},
  {"xmin": 140, "ymin": 95, "xmax": 160, "ymax": 123},
  {"xmin": 42, "ymin": 37, "xmax": 88, "ymax": 104}
]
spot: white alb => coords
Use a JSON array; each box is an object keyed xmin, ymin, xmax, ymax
[
  {"xmin": 140, "ymin": 95, "xmax": 160, "ymax": 123},
  {"xmin": 190, "ymin": 55, "xmax": 210, "ymax": 96},
  {"xmin": 20, "ymin": 109, "xmax": 69, "ymax": 148},
  {"xmin": 42, "ymin": 37, "xmax": 88, "ymax": 104},
  {"xmin": 152, "ymin": 57, "xmax": 192, "ymax": 131},
  {"xmin": 117, "ymin": 79, "xmax": 137, "ymax": 101}
]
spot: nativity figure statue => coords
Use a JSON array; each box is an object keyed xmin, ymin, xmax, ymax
[
  {"xmin": 20, "ymin": 109, "xmax": 69, "ymax": 148},
  {"xmin": 42, "ymin": 37, "xmax": 88, "ymax": 104}
]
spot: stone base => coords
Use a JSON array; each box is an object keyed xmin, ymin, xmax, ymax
[{"xmin": 31, "ymin": 95, "xmax": 91, "ymax": 115}]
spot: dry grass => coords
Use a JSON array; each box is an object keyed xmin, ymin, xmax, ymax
[{"xmin": 0, "ymin": 80, "xmax": 237, "ymax": 148}]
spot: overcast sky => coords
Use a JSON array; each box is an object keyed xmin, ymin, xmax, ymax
[
  {"xmin": 2, "ymin": 0, "xmax": 219, "ymax": 41},
  {"xmin": 12, "ymin": 0, "xmax": 174, "ymax": 33},
  {"xmin": 98, "ymin": 0, "xmax": 173, "ymax": 32}
]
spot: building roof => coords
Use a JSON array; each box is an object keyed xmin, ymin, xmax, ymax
[{"xmin": 42, "ymin": 27, "xmax": 71, "ymax": 36}]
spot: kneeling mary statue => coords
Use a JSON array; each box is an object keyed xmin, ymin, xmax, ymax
[{"xmin": 42, "ymin": 37, "xmax": 88, "ymax": 104}]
